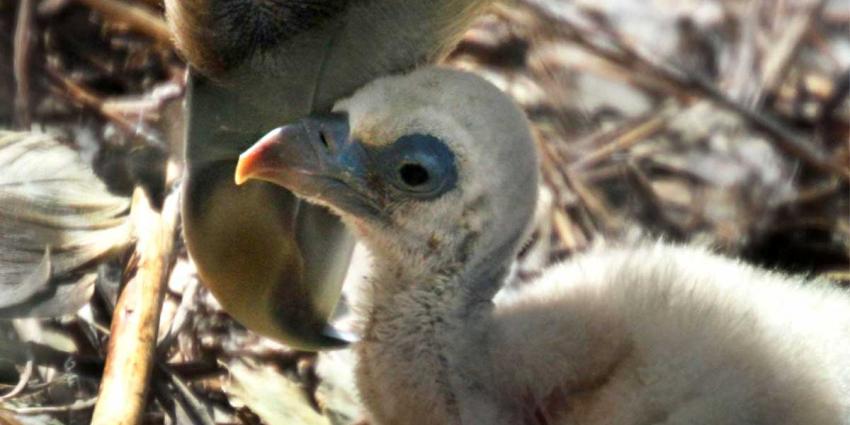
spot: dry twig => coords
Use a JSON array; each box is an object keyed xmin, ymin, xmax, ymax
[
  {"xmin": 91, "ymin": 189, "xmax": 179, "ymax": 425},
  {"xmin": 570, "ymin": 104, "xmax": 676, "ymax": 171},
  {"xmin": 2, "ymin": 397, "xmax": 97, "ymax": 415},
  {"xmin": 12, "ymin": 0, "xmax": 34, "ymax": 128},
  {"xmin": 760, "ymin": 0, "xmax": 828, "ymax": 98},
  {"xmin": 75, "ymin": 0, "xmax": 171, "ymax": 46}
]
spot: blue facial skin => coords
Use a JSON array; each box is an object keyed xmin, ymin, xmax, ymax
[
  {"xmin": 314, "ymin": 114, "xmax": 457, "ymax": 203},
  {"xmin": 371, "ymin": 134, "xmax": 458, "ymax": 200},
  {"xmin": 259, "ymin": 113, "xmax": 459, "ymax": 221}
]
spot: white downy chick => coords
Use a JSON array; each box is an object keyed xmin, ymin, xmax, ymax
[{"xmin": 235, "ymin": 67, "xmax": 850, "ymax": 425}]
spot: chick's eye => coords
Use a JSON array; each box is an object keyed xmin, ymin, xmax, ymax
[
  {"xmin": 378, "ymin": 133, "xmax": 457, "ymax": 200},
  {"xmin": 398, "ymin": 163, "xmax": 430, "ymax": 187}
]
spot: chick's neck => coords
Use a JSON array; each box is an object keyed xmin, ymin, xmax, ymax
[{"xmin": 353, "ymin": 220, "xmax": 512, "ymax": 417}]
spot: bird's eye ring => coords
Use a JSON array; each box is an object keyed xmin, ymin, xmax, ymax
[
  {"xmin": 378, "ymin": 133, "xmax": 456, "ymax": 199},
  {"xmin": 398, "ymin": 162, "xmax": 430, "ymax": 187}
]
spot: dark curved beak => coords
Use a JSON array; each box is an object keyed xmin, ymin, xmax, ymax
[{"xmin": 236, "ymin": 114, "xmax": 381, "ymax": 219}]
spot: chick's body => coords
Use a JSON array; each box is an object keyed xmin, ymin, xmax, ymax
[
  {"xmin": 358, "ymin": 243, "xmax": 850, "ymax": 425},
  {"xmin": 235, "ymin": 67, "xmax": 850, "ymax": 425}
]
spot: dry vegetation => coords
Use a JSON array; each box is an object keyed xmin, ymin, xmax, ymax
[{"xmin": 0, "ymin": 0, "xmax": 847, "ymax": 424}]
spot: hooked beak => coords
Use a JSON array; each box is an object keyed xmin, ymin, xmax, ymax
[
  {"xmin": 236, "ymin": 114, "xmax": 381, "ymax": 218},
  {"xmin": 231, "ymin": 114, "xmax": 382, "ymax": 350}
]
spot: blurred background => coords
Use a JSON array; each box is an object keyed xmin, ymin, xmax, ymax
[{"xmin": 0, "ymin": 0, "xmax": 847, "ymax": 424}]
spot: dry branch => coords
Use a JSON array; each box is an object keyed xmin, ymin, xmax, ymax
[
  {"xmin": 46, "ymin": 66, "xmax": 161, "ymax": 146},
  {"xmin": 760, "ymin": 0, "xmax": 828, "ymax": 96},
  {"xmin": 570, "ymin": 104, "xmax": 676, "ymax": 171},
  {"xmin": 75, "ymin": 0, "xmax": 171, "ymax": 46},
  {"xmin": 12, "ymin": 0, "xmax": 34, "ymax": 128},
  {"xmin": 90, "ymin": 189, "xmax": 179, "ymax": 425}
]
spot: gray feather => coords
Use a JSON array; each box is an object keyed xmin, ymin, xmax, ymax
[{"xmin": 0, "ymin": 131, "xmax": 132, "ymax": 317}]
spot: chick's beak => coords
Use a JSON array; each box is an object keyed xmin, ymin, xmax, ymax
[
  {"xmin": 235, "ymin": 123, "xmax": 322, "ymax": 187},
  {"xmin": 236, "ymin": 114, "xmax": 380, "ymax": 218},
  {"xmin": 232, "ymin": 114, "xmax": 375, "ymax": 350}
]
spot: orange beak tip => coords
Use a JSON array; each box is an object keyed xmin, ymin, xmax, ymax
[{"xmin": 234, "ymin": 158, "xmax": 250, "ymax": 185}]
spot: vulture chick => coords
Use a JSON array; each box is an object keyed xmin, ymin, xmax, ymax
[
  {"xmin": 164, "ymin": 0, "xmax": 494, "ymax": 349},
  {"xmin": 235, "ymin": 67, "xmax": 850, "ymax": 424}
]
